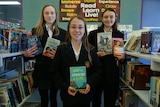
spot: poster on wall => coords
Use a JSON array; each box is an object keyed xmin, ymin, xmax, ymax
[{"xmin": 59, "ymin": 0, "xmax": 120, "ymax": 22}]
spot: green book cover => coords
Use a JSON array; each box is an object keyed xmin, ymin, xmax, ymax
[{"xmin": 70, "ymin": 66, "xmax": 86, "ymax": 89}]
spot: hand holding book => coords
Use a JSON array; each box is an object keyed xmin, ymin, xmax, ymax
[
  {"xmin": 43, "ymin": 37, "xmax": 60, "ymax": 58},
  {"xmin": 68, "ymin": 86, "xmax": 77, "ymax": 96},
  {"xmin": 23, "ymin": 45, "xmax": 38, "ymax": 57},
  {"xmin": 79, "ymin": 84, "xmax": 90, "ymax": 94}
]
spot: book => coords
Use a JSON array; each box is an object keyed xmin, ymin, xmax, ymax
[
  {"xmin": 131, "ymin": 64, "xmax": 153, "ymax": 90},
  {"xmin": 97, "ymin": 32, "xmax": 112, "ymax": 55},
  {"xmin": 26, "ymin": 35, "xmax": 43, "ymax": 55},
  {"xmin": 0, "ymin": 87, "xmax": 12, "ymax": 107},
  {"xmin": 10, "ymin": 30, "xmax": 21, "ymax": 53},
  {"xmin": 43, "ymin": 37, "xmax": 60, "ymax": 57},
  {"xmin": 112, "ymin": 37, "xmax": 125, "ymax": 54},
  {"xmin": 123, "ymin": 90, "xmax": 138, "ymax": 107},
  {"xmin": 151, "ymin": 31, "xmax": 160, "ymax": 54},
  {"xmin": 140, "ymin": 31, "xmax": 152, "ymax": 54},
  {"xmin": 149, "ymin": 76, "xmax": 160, "ymax": 107},
  {"xmin": 124, "ymin": 29, "xmax": 150, "ymax": 52},
  {"xmin": 70, "ymin": 66, "xmax": 86, "ymax": 89}
]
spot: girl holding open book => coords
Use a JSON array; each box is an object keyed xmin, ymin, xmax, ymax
[
  {"xmin": 53, "ymin": 15, "xmax": 102, "ymax": 107},
  {"xmin": 23, "ymin": 4, "xmax": 66, "ymax": 107},
  {"xmin": 88, "ymin": 8, "xmax": 125, "ymax": 107}
]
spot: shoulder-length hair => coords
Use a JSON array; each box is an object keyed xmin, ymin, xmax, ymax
[
  {"xmin": 98, "ymin": 8, "xmax": 118, "ymax": 32},
  {"xmin": 34, "ymin": 4, "xmax": 59, "ymax": 37}
]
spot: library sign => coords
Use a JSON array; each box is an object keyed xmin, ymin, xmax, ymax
[{"xmin": 60, "ymin": 0, "xmax": 120, "ymax": 22}]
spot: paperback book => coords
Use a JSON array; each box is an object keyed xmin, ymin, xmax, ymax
[
  {"xmin": 70, "ymin": 66, "xmax": 86, "ymax": 89},
  {"xmin": 27, "ymin": 35, "xmax": 43, "ymax": 55},
  {"xmin": 112, "ymin": 37, "xmax": 125, "ymax": 54},
  {"xmin": 43, "ymin": 37, "xmax": 60, "ymax": 57},
  {"xmin": 97, "ymin": 32, "xmax": 112, "ymax": 55}
]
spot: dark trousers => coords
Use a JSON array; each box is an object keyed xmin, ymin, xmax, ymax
[
  {"xmin": 63, "ymin": 102, "xmax": 90, "ymax": 107},
  {"xmin": 92, "ymin": 82, "xmax": 119, "ymax": 107},
  {"xmin": 38, "ymin": 88, "xmax": 58, "ymax": 107}
]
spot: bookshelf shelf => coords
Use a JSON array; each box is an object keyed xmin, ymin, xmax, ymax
[
  {"xmin": 124, "ymin": 51, "xmax": 160, "ymax": 107},
  {"xmin": 120, "ymin": 78, "xmax": 152, "ymax": 107},
  {"xmin": 0, "ymin": 52, "xmax": 23, "ymax": 67},
  {"xmin": 126, "ymin": 51, "xmax": 160, "ymax": 71}
]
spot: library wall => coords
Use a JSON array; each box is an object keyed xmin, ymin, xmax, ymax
[{"xmin": 23, "ymin": 0, "xmax": 142, "ymax": 30}]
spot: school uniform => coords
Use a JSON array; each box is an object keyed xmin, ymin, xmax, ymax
[
  {"xmin": 25, "ymin": 27, "xmax": 66, "ymax": 107},
  {"xmin": 53, "ymin": 43, "xmax": 102, "ymax": 107},
  {"xmin": 88, "ymin": 28, "xmax": 124, "ymax": 107}
]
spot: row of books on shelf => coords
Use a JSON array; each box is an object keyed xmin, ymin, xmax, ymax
[
  {"xmin": 124, "ymin": 29, "xmax": 160, "ymax": 55},
  {"xmin": 118, "ymin": 85, "xmax": 139, "ymax": 107},
  {"xmin": 0, "ymin": 72, "xmax": 34, "ymax": 107},
  {"xmin": 0, "ymin": 28, "xmax": 61, "ymax": 58},
  {"xmin": 120, "ymin": 59, "xmax": 160, "ymax": 90}
]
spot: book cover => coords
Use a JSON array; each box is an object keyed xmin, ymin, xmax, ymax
[
  {"xmin": 70, "ymin": 66, "xmax": 86, "ymax": 89},
  {"xmin": 27, "ymin": 35, "xmax": 43, "ymax": 55},
  {"xmin": 125, "ymin": 34, "xmax": 141, "ymax": 52},
  {"xmin": 43, "ymin": 37, "xmax": 60, "ymax": 57},
  {"xmin": 0, "ymin": 87, "xmax": 12, "ymax": 107},
  {"xmin": 97, "ymin": 32, "xmax": 112, "ymax": 55},
  {"xmin": 131, "ymin": 64, "xmax": 153, "ymax": 90},
  {"xmin": 140, "ymin": 31, "xmax": 152, "ymax": 54},
  {"xmin": 19, "ymin": 33, "xmax": 27, "ymax": 52},
  {"xmin": 151, "ymin": 31, "xmax": 160, "ymax": 53},
  {"xmin": 10, "ymin": 30, "xmax": 21, "ymax": 53},
  {"xmin": 124, "ymin": 90, "xmax": 138, "ymax": 107},
  {"xmin": 112, "ymin": 37, "xmax": 124, "ymax": 54},
  {"xmin": 149, "ymin": 76, "xmax": 160, "ymax": 107}
]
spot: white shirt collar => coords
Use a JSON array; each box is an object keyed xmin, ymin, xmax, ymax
[{"xmin": 45, "ymin": 24, "xmax": 53, "ymax": 38}]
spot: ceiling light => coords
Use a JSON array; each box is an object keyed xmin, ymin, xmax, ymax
[{"xmin": 0, "ymin": 1, "xmax": 21, "ymax": 5}]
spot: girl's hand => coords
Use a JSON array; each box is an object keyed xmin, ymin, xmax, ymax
[
  {"xmin": 45, "ymin": 48, "xmax": 56, "ymax": 59},
  {"xmin": 68, "ymin": 86, "xmax": 77, "ymax": 96},
  {"xmin": 97, "ymin": 52, "xmax": 106, "ymax": 57},
  {"xmin": 23, "ymin": 45, "xmax": 38, "ymax": 57},
  {"xmin": 79, "ymin": 84, "xmax": 90, "ymax": 94},
  {"xmin": 114, "ymin": 52, "xmax": 125, "ymax": 61}
]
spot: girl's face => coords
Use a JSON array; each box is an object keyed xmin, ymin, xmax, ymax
[
  {"xmin": 69, "ymin": 18, "xmax": 85, "ymax": 42},
  {"xmin": 43, "ymin": 6, "xmax": 56, "ymax": 25},
  {"xmin": 102, "ymin": 10, "xmax": 116, "ymax": 27}
]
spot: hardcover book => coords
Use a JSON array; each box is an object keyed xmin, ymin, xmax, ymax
[
  {"xmin": 140, "ymin": 31, "xmax": 152, "ymax": 54},
  {"xmin": 151, "ymin": 31, "xmax": 160, "ymax": 54},
  {"xmin": 112, "ymin": 37, "xmax": 124, "ymax": 54},
  {"xmin": 27, "ymin": 35, "xmax": 43, "ymax": 55},
  {"xmin": 43, "ymin": 37, "xmax": 60, "ymax": 57},
  {"xmin": 97, "ymin": 32, "xmax": 112, "ymax": 55},
  {"xmin": 70, "ymin": 66, "xmax": 86, "ymax": 89}
]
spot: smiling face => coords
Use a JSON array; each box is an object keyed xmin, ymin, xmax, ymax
[
  {"xmin": 102, "ymin": 10, "xmax": 116, "ymax": 28},
  {"xmin": 43, "ymin": 6, "xmax": 56, "ymax": 25},
  {"xmin": 69, "ymin": 17, "xmax": 85, "ymax": 42}
]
